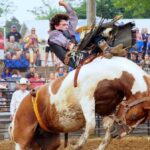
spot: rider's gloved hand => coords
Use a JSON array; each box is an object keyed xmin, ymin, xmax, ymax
[{"xmin": 59, "ymin": 0, "xmax": 67, "ymax": 7}]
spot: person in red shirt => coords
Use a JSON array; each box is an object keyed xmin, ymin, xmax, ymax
[
  {"xmin": 0, "ymin": 31, "xmax": 4, "ymax": 50},
  {"xmin": 29, "ymin": 72, "xmax": 44, "ymax": 89}
]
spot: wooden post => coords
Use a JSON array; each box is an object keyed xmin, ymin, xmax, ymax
[{"xmin": 87, "ymin": 0, "xmax": 96, "ymax": 26}]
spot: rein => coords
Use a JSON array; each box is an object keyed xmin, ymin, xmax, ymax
[
  {"xmin": 115, "ymin": 96, "xmax": 150, "ymax": 130},
  {"xmin": 31, "ymin": 90, "xmax": 51, "ymax": 132}
]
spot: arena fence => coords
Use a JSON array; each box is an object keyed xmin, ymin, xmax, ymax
[{"xmin": 0, "ymin": 81, "xmax": 150, "ymax": 140}]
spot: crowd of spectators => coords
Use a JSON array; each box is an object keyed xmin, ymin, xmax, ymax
[
  {"xmin": 1, "ymin": 25, "xmax": 150, "ymax": 112},
  {"xmin": 0, "ymin": 25, "xmax": 42, "ymax": 70},
  {"xmin": 127, "ymin": 27, "xmax": 150, "ymax": 73}
]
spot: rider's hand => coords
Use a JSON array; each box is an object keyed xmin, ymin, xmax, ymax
[{"xmin": 59, "ymin": 0, "xmax": 67, "ymax": 6}]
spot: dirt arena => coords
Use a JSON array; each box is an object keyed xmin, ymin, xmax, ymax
[{"xmin": 0, "ymin": 136, "xmax": 150, "ymax": 150}]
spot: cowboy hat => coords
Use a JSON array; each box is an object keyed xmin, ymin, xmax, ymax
[{"xmin": 17, "ymin": 78, "xmax": 28, "ymax": 85}]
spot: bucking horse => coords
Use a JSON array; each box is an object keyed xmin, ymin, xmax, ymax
[{"xmin": 9, "ymin": 20, "xmax": 142, "ymax": 150}]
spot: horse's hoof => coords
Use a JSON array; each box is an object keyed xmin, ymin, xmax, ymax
[
  {"xmin": 65, "ymin": 144, "xmax": 76, "ymax": 150},
  {"xmin": 71, "ymin": 144, "xmax": 83, "ymax": 150}
]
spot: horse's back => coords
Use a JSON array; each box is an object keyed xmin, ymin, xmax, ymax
[{"xmin": 75, "ymin": 57, "xmax": 149, "ymax": 94}]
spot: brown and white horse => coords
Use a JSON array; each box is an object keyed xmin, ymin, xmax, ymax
[{"xmin": 9, "ymin": 56, "xmax": 150, "ymax": 150}]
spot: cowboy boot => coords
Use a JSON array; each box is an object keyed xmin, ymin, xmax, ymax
[
  {"xmin": 110, "ymin": 44, "xmax": 127, "ymax": 57},
  {"xmin": 98, "ymin": 40, "xmax": 126, "ymax": 58},
  {"xmin": 98, "ymin": 39, "xmax": 113, "ymax": 59}
]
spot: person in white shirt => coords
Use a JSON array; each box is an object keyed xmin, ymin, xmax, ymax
[{"xmin": 10, "ymin": 77, "xmax": 29, "ymax": 120}]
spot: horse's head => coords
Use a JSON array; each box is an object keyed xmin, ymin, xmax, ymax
[{"xmin": 111, "ymin": 98, "xmax": 150, "ymax": 138}]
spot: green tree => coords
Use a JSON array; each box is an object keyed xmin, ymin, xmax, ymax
[
  {"xmin": 28, "ymin": 0, "xmax": 62, "ymax": 20},
  {"xmin": 96, "ymin": 0, "xmax": 120, "ymax": 18},
  {"xmin": 5, "ymin": 17, "xmax": 21, "ymax": 34},
  {"xmin": 113, "ymin": 0, "xmax": 150, "ymax": 18},
  {"xmin": 0, "ymin": 0, "xmax": 15, "ymax": 17},
  {"xmin": 29, "ymin": 0, "xmax": 85, "ymax": 19},
  {"xmin": 74, "ymin": 1, "xmax": 86, "ymax": 19}
]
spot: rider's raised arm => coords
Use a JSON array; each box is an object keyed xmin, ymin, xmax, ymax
[{"xmin": 59, "ymin": 0, "xmax": 78, "ymax": 35}]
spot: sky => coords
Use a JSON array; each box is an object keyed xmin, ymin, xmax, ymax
[{"xmin": 7, "ymin": 0, "xmax": 59, "ymax": 23}]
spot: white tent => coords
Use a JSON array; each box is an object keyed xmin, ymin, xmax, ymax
[
  {"xmin": 20, "ymin": 20, "xmax": 49, "ymax": 41},
  {"xmin": 20, "ymin": 19, "xmax": 150, "ymax": 41}
]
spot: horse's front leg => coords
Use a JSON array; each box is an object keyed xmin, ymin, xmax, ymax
[
  {"xmin": 72, "ymin": 97, "xmax": 96, "ymax": 150},
  {"xmin": 96, "ymin": 116, "xmax": 114, "ymax": 150}
]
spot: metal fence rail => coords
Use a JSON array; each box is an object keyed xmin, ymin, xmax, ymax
[
  {"xmin": 0, "ymin": 110, "xmax": 150, "ymax": 140},
  {"xmin": 0, "ymin": 81, "xmax": 150, "ymax": 140}
]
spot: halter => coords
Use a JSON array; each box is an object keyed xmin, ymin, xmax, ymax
[{"xmin": 114, "ymin": 96, "xmax": 150, "ymax": 132}]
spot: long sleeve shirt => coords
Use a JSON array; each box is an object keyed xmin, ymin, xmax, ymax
[
  {"xmin": 10, "ymin": 90, "xmax": 29, "ymax": 115},
  {"xmin": 49, "ymin": 4, "xmax": 78, "ymax": 49}
]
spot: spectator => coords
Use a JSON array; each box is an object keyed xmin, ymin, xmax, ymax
[
  {"xmin": 0, "ymin": 75, "xmax": 7, "ymax": 89},
  {"xmin": 0, "ymin": 31, "xmax": 5, "ymax": 59},
  {"xmin": 6, "ymin": 25, "xmax": 22, "ymax": 43},
  {"xmin": 48, "ymin": 72, "xmax": 57, "ymax": 83},
  {"xmin": 56, "ymin": 67, "xmax": 65, "ymax": 77},
  {"xmin": 135, "ymin": 28, "xmax": 143, "ymax": 53},
  {"xmin": 29, "ymin": 72, "xmax": 44, "ymax": 89},
  {"xmin": 141, "ymin": 28, "xmax": 149, "ymax": 56},
  {"xmin": 0, "ymin": 30, "xmax": 4, "ymax": 50},
  {"xmin": 130, "ymin": 51, "xmax": 138, "ymax": 63},
  {"xmin": 141, "ymin": 54, "xmax": 150, "ymax": 73},
  {"xmin": 24, "ymin": 27, "xmax": 40, "ymax": 66},
  {"xmin": 1, "ymin": 67, "xmax": 12, "ymax": 79},
  {"xmin": 147, "ymin": 35, "xmax": 150, "ymax": 55},
  {"xmin": 5, "ymin": 35, "xmax": 22, "ymax": 59},
  {"xmin": 10, "ymin": 77, "xmax": 29, "ymax": 120},
  {"xmin": 44, "ymin": 30, "xmax": 51, "ymax": 66},
  {"xmin": 11, "ymin": 69, "xmax": 22, "ymax": 78},
  {"xmin": 136, "ymin": 28, "xmax": 142, "ymax": 41},
  {"xmin": 25, "ymin": 66, "xmax": 36, "ymax": 79},
  {"xmin": 44, "ymin": 43, "xmax": 52, "ymax": 66},
  {"xmin": 7, "ymin": 69, "xmax": 22, "ymax": 91},
  {"xmin": 137, "ymin": 52, "xmax": 143, "ymax": 67}
]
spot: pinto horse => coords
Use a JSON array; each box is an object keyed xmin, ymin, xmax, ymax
[{"xmin": 9, "ymin": 56, "xmax": 150, "ymax": 150}]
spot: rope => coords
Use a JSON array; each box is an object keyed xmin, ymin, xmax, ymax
[{"xmin": 32, "ymin": 90, "xmax": 50, "ymax": 132}]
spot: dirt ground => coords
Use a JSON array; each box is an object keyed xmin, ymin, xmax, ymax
[{"xmin": 0, "ymin": 136, "xmax": 150, "ymax": 150}]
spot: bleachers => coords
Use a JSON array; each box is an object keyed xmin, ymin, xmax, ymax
[{"xmin": 0, "ymin": 112, "xmax": 11, "ymax": 140}]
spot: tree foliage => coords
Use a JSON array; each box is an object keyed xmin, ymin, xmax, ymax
[
  {"xmin": 28, "ymin": 0, "xmax": 63, "ymax": 20},
  {"xmin": 0, "ymin": 0, "xmax": 15, "ymax": 17},
  {"xmin": 29, "ymin": 0, "xmax": 149, "ymax": 20},
  {"xmin": 96, "ymin": 0, "xmax": 121, "ymax": 18},
  {"xmin": 5, "ymin": 17, "xmax": 21, "ymax": 34},
  {"xmin": 74, "ymin": 1, "xmax": 86, "ymax": 19},
  {"xmin": 113, "ymin": 0, "xmax": 150, "ymax": 18}
]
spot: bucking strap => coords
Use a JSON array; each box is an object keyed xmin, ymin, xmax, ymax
[
  {"xmin": 74, "ymin": 54, "xmax": 98, "ymax": 87},
  {"xmin": 32, "ymin": 90, "xmax": 50, "ymax": 132}
]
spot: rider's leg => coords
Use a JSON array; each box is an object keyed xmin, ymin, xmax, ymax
[{"xmin": 98, "ymin": 39, "xmax": 126, "ymax": 58}]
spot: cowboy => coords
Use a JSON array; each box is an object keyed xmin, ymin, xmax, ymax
[
  {"xmin": 10, "ymin": 78, "xmax": 29, "ymax": 120},
  {"xmin": 49, "ymin": 0, "xmax": 125, "ymax": 69}
]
